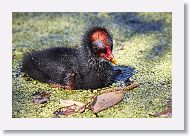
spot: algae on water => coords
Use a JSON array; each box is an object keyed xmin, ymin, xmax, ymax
[{"xmin": 12, "ymin": 12, "xmax": 172, "ymax": 118}]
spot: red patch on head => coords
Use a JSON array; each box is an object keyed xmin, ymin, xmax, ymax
[
  {"xmin": 91, "ymin": 31, "xmax": 109, "ymax": 45},
  {"xmin": 91, "ymin": 30, "xmax": 117, "ymax": 64}
]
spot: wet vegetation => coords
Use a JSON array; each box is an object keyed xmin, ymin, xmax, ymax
[{"xmin": 12, "ymin": 12, "xmax": 172, "ymax": 118}]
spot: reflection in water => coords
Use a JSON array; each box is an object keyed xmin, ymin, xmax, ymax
[{"xmin": 113, "ymin": 65, "xmax": 134, "ymax": 85}]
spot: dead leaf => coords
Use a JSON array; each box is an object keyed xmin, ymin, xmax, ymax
[
  {"xmin": 149, "ymin": 108, "xmax": 172, "ymax": 117},
  {"xmin": 32, "ymin": 91, "xmax": 52, "ymax": 104},
  {"xmin": 33, "ymin": 97, "xmax": 49, "ymax": 104},
  {"xmin": 90, "ymin": 90, "xmax": 125, "ymax": 113},
  {"xmin": 53, "ymin": 100, "xmax": 85, "ymax": 115}
]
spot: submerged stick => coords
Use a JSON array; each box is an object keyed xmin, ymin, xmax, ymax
[{"xmin": 125, "ymin": 82, "xmax": 139, "ymax": 91}]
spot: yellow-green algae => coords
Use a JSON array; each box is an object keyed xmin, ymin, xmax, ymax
[{"xmin": 12, "ymin": 12, "xmax": 172, "ymax": 118}]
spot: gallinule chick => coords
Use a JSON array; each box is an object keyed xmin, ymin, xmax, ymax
[{"xmin": 22, "ymin": 27, "xmax": 118, "ymax": 90}]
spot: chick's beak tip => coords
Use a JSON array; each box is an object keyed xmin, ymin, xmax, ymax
[{"xmin": 111, "ymin": 57, "xmax": 117, "ymax": 65}]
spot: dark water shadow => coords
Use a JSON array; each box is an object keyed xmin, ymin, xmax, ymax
[
  {"xmin": 108, "ymin": 12, "xmax": 171, "ymax": 61},
  {"xmin": 145, "ymin": 40, "xmax": 171, "ymax": 61},
  {"xmin": 109, "ymin": 12, "xmax": 164, "ymax": 35},
  {"xmin": 110, "ymin": 12, "xmax": 171, "ymax": 61},
  {"xmin": 113, "ymin": 65, "xmax": 135, "ymax": 83}
]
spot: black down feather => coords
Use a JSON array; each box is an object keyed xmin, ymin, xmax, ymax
[{"xmin": 22, "ymin": 27, "xmax": 115, "ymax": 89}]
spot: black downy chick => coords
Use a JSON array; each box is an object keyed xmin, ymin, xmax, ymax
[{"xmin": 22, "ymin": 27, "xmax": 118, "ymax": 90}]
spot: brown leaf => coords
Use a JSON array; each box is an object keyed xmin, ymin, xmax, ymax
[
  {"xmin": 33, "ymin": 97, "xmax": 49, "ymax": 104},
  {"xmin": 32, "ymin": 91, "xmax": 52, "ymax": 104},
  {"xmin": 149, "ymin": 108, "xmax": 172, "ymax": 117},
  {"xmin": 53, "ymin": 100, "xmax": 86, "ymax": 115},
  {"xmin": 90, "ymin": 90, "xmax": 125, "ymax": 113}
]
